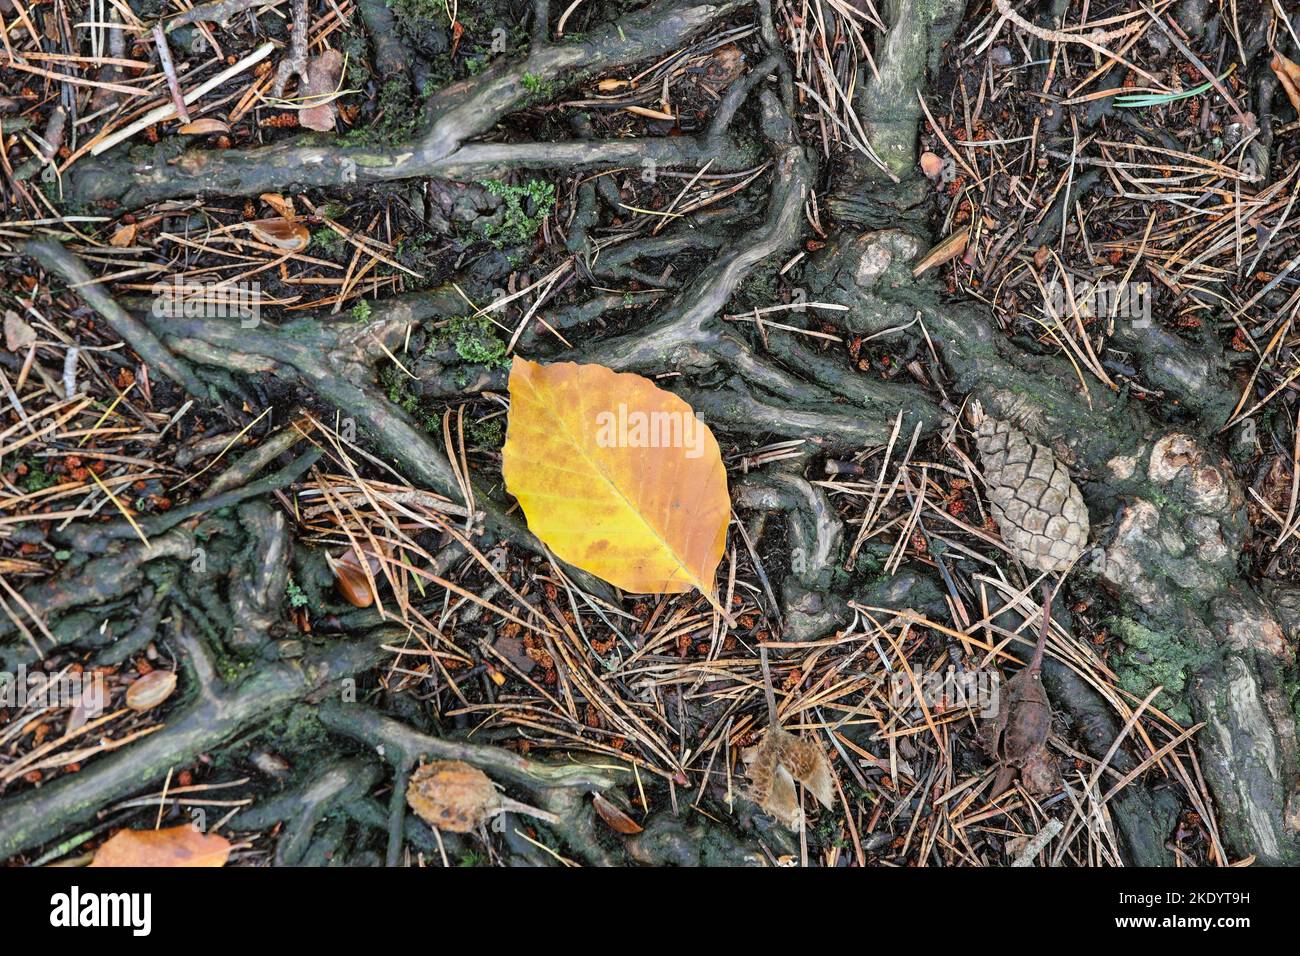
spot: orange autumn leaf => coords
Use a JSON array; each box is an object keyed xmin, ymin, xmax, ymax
[
  {"xmin": 501, "ymin": 359, "xmax": 729, "ymax": 599},
  {"xmin": 90, "ymin": 825, "xmax": 231, "ymax": 867}
]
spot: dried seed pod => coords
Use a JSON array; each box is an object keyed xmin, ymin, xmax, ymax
[
  {"xmin": 745, "ymin": 727, "xmax": 836, "ymax": 831},
  {"xmin": 969, "ymin": 402, "xmax": 1089, "ymax": 573},
  {"xmin": 406, "ymin": 760, "xmax": 498, "ymax": 833},
  {"xmin": 125, "ymin": 670, "xmax": 177, "ymax": 712}
]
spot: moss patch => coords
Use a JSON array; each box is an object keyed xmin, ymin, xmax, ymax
[
  {"xmin": 444, "ymin": 315, "xmax": 509, "ymax": 368},
  {"xmin": 1109, "ymin": 616, "xmax": 1204, "ymax": 724},
  {"xmin": 480, "ymin": 178, "xmax": 555, "ymax": 247}
]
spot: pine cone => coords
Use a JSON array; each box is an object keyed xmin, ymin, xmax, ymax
[{"xmin": 970, "ymin": 404, "xmax": 1089, "ymax": 574}]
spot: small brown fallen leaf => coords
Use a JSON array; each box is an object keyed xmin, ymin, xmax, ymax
[
  {"xmin": 247, "ymin": 218, "xmax": 309, "ymax": 252},
  {"xmin": 919, "ymin": 151, "xmax": 945, "ymax": 180},
  {"xmin": 177, "ymin": 118, "xmax": 230, "ymax": 135},
  {"xmin": 259, "ymin": 192, "xmax": 295, "ymax": 220},
  {"xmin": 700, "ymin": 43, "xmax": 745, "ymax": 94},
  {"xmin": 597, "ymin": 78, "xmax": 631, "ymax": 92},
  {"xmin": 331, "ymin": 544, "xmax": 384, "ymax": 608},
  {"xmin": 1271, "ymin": 53, "xmax": 1300, "ymax": 115},
  {"xmin": 4, "ymin": 310, "xmax": 37, "ymax": 352},
  {"xmin": 299, "ymin": 50, "xmax": 344, "ymax": 133},
  {"xmin": 745, "ymin": 726, "xmax": 836, "ymax": 830},
  {"xmin": 592, "ymin": 792, "xmax": 644, "ymax": 834},
  {"xmin": 90, "ymin": 825, "xmax": 231, "ymax": 867},
  {"xmin": 912, "ymin": 229, "xmax": 969, "ymax": 277},
  {"xmin": 125, "ymin": 670, "xmax": 177, "ymax": 712},
  {"xmin": 109, "ymin": 222, "xmax": 138, "ymax": 247}
]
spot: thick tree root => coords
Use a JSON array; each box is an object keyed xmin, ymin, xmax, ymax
[
  {"xmin": 67, "ymin": 0, "xmax": 759, "ymax": 208},
  {"xmin": 316, "ymin": 700, "xmax": 623, "ymax": 865},
  {"xmin": 0, "ymin": 623, "xmax": 397, "ymax": 860}
]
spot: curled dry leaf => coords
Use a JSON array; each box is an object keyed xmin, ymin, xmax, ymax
[
  {"xmin": 407, "ymin": 760, "xmax": 498, "ymax": 833},
  {"xmin": 299, "ymin": 50, "xmax": 344, "ymax": 133},
  {"xmin": 919, "ymin": 151, "xmax": 945, "ymax": 180},
  {"xmin": 4, "ymin": 310, "xmax": 37, "ymax": 352},
  {"xmin": 177, "ymin": 118, "xmax": 230, "ymax": 135},
  {"xmin": 745, "ymin": 726, "xmax": 836, "ymax": 830},
  {"xmin": 259, "ymin": 192, "xmax": 295, "ymax": 220},
  {"xmin": 406, "ymin": 760, "xmax": 559, "ymax": 833},
  {"xmin": 90, "ymin": 825, "xmax": 231, "ymax": 867},
  {"xmin": 125, "ymin": 669, "xmax": 177, "ymax": 711},
  {"xmin": 592, "ymin": 792, "xmax": 643, "ymax": 834},
  {"xmin": 912, "ymin": 229, "xmax": 969, "ymax": 277},
  {"xmin": 700, "ymin": 43, "xmax": 745, "ymax": 94},
  {"xmin": 109, "ymin": 222, "xmax": 138, "ymax": 248},
  {"xmin": 1271, "ymin": 53, "xmax": 1300, "ymax": 115},
  {"xmin": 502, "ymin": 359, "xmax": 730, "ymax": 601},
  {"xmin": 331, "ymin": 544, "xmax": 384, "ymax": 608},
  {"xmin": 247, "ymin": 218, "xmax": 309, "ymax": 252},
  {"xmin": 982, "ymin": 634, "xmax": 1055, "ymax": 798},
  {"xmin": 624, "ymin": 104, "xmax": 676, "ymax": 121}
]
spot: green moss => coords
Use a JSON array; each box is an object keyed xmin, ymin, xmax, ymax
[
  {"xmin": 16, "ymin": 458, "xmax": 57, "ymax": 493},
  {"xmin": 260, "ymin": 703, "xmax": 332, "ymax": 751},
  {"xmin": 286, "ymin": 577, "xmax": 310, "ymax": 609},
  {"xmin": 311, "ymin": 228, "xmax": 341, "ymax": 252},
  {"xmin": 391, "ymin": 0, "xmax": 446, "ymax": 29},
  {"xmin": 1109, "ymin": 616, "xmax": 1204, "ymax": 724},
  {"xmin": 445, "ymin": 315, "xmax": 509, "ymax": 368},
  {"xmin": 341, "ymin": 77, "xmax": 421, "ymax": 147},
  {"xmin": 379, "ymin": 365, "xmax": 421, "ymax": 415},
  {"xmin": 466, "ymin": 416, "xmax": 504, "ymax": 447},
  {"xmin": 350, "ymin": 300, "xmax": 373, "ymax": 322},
  {"xmin": 213, "ymin": 652, "xmax": 256, "ymax": 685},
  {"xmin": 338, "ymin": 24, "xmax": 372, "ymax": 87},
  {"xmin": 521, "ymin": 72, "xmax": 555, "ymax": 101},
  {"xmin": 734, "ymin": 258, "xmax": 782, "ymax": 310},
  {"xmin": 479, "ymin": 178, "xmax": 555, "ymax": 247}
]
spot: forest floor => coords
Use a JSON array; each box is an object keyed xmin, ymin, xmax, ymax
[{"xmin": 1, "ymin": 0, "xmax": 1298, "ymax": 867}]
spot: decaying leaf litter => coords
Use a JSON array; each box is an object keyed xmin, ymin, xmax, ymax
[{"xmin": 0, "ymin": 0, "xmax": 1297, "ymax": 868}]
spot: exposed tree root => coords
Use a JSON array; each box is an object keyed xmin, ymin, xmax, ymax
[{"xmin": 66, "ymin": 0, "xmax": 760, "ymax": 208}]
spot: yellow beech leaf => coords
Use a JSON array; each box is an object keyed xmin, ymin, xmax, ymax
[
  {"xmin": 502, "ymin": 359, "xmax": 729, "ymax": 600},
  {"xmin": 89, "ymin": 825, "xmax": 231, "ymax": 867}
]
